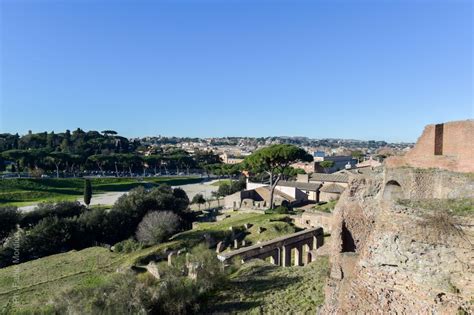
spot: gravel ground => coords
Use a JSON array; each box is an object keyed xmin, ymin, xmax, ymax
[{"xmin": 18, "ymin": 180, "xmax": 219, "ymax": 212}]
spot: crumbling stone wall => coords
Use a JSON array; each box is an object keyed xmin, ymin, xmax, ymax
[
  {"xmin": 296, "ymin": 211, "xmax": 334, "ymax": 232},
  {"xmin": 323, "ymin": 171, "xmax": 474, "ymax": 314},
  {"xmin": 383, "ymin": 167, "xmax": 474, "ymax": 200}
]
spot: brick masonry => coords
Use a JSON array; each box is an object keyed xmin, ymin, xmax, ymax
[{"xmin": 386, "ymin": 120, "xmax": 474, "ymax": 173}]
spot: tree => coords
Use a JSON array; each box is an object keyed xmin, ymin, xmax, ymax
[
  {"xmin": 145, "ymin": 155, "xmax": 162, "ymax": 175},
  {"xmin": 194, "ymin": 149, "xmax": 221, "ymax": 178},
  {"xmin": 191, "ymin": 193, "xmax": 206, "ymax": 210},
  {"xmin": 2, "ymin": 149, "xmax": 28, "ymax": 177},
  {"xmin": 101, "ymin": 130, "xmax": 118, "ymax": 136},
  {"xmin": 117, "ymin": 154, "xmax": 142, "ymax": 177},
  {"xmin": 319, "ymin": 160, "xmax": 335, "ymax": 173},
  {"xmin": 84, "ymin": 179, "xmax": 92, "ymax": 207},
  {"xmin": 243, "ymin": 144, "xmax": 313, "ymax": 209},
  {"xmin": 46, "ymin": 152, "xmax": 70, "ymax": 178},
  {"xmin": 0, "ymin": 207, "xmax": 20, "ymax": 241},
  {"xmin": 217, "ymin": 182, "xmax": 231, "ymax": 197},
  {"xmin": 135, "ymin": 211, "xmax": 180, "ymax": 245},
  {"xmin": 89, "ymin": 154, "xmax": 110, "ymax": 175},
  {"xmin": 68, "ymin": 154, "xmax": 82, "ymax": 177},
  {"xmin": 167, "ymin": 151, "xmax": 194, "ymax": 175},
  {"xmin": 351, "ymin": 150, "xmax": 364, "ymax": 163}
]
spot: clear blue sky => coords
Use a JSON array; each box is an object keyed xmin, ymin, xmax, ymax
[{"xmin": 0, "ymin": 0, "xmax": 472, "ymax": 142}]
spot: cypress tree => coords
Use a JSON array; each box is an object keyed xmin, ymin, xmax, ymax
[{"xmin": 84, "ymin": 179, "xmax": 92, "ymax": 207}]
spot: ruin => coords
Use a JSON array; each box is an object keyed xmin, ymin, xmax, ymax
[
  {"xmin": 323, "ymin": 120, "xmax": 474, "ymax": 313},
  {"xmin": 217, "ymin": 227, "xmax": 324, "ymax": 267},
  {"xmin": 386, "ymin": 119, "xmax": 474, "ymax": 173}
]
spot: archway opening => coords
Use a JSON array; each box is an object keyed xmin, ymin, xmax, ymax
[
  {"xmin": 383, "ymin": 180, "xmax": 403, "ymax": 201},
  {"xmin": 341, "ymin": 221, "xmax": 356, "ymax": 253}
]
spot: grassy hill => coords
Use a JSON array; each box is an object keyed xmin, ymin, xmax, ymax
[
  {"xmin": 0, "ymin": 176, "xmax": 201, "ymax": 206},
  {"xmin": 0, "ymin": 247, "xmax": 121, "ymax": 313},
  {"xmin": 204, "ymin": 256, "xmax": 329, "ymax": 314},
  {"xmin": 173, "ymin": 212, "xmax": 298, "ymax": 249},
  {"xmin": 0, "ymin": 212, "xmax": 305, "ymax": 313}
]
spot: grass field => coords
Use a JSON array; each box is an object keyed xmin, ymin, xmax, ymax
[
  {"xmin": 0, "ymin": 247, "xmax": 121, "ymax": 313},
  {"xmin": 0, "ymin": 212, "xmax": 301, "ymax": 313},
  {"xmin": 397, "ymin": 198, "xmax": 474, "ymax": 216},
  {"xmin": 312, "ymin": 200, "xmax": 338, "ymax": 213},
  {"xmin": 210, "ymin": 179, "xmax": 233, "ymax": 187},
  {"xmin": 0, "ymin": 176, "xmax": 201, "ymax": 206},
  {"xmin": 173, "ymin": 212, "xmax": 298, "ymax": 248},
  {"xmin": 204, "ymin": 256, "xmax": 329, "ymax": 314}
]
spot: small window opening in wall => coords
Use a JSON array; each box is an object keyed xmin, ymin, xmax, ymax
[
  {"xmin": 434, "ymin": 123, "xmax": 444, "ymax": 155},
  {"xmin": 341, "ymin": 221, "xmax": 356, "ymax": 253}
]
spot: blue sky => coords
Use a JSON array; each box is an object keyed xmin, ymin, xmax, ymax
[{"xmin": 0, "ymin": 0, "xmax": 472, "ymax": 142}]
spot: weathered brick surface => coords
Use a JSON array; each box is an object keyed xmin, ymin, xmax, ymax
[
  {"xmin": 386, "ymin": 120, "xmax": 474, "ymax": 173},
  {"xmin": 323, "ymin": 171, "xmax": 474, "ymax": 314},
  {"xmin": 383, "ymin": 168, "xmax": 474, "ymax": 200}
]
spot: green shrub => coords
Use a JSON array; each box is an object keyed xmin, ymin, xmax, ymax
[
  {"xmin": 20, "ymin": 201, "xmax": 85, "ymax": 227},
  {"xmin": 136, "ymin": 211, "xmax": 180, "ymax": 245},
  {"xmin": 217, "ymin": 182, "xmax": 231, "ymax": 197},
  {"xmin": 0, "ymin": 206, "xmax": 20, "ymax": 241},
  {"xmin": 0, "ymin": 185, "xmax": 193, "ymax": 267},
  {"xmin": 52, "ymin": 272, "xmax": 151, "ymax": 314},
  {"xmin": 0, "ymin": 217, "xmax": 76, "ymax": 267},
  {"xmin": 113, "ymin": 239, "xmax": 143, "ymax": 253},
  {"xmin": 265, "ymin": 205, "xmax": 291, "ymax": 214},
  {"xmin": 51, "ymin": 246, "xmax": 227, "ymax": 315},
  {"xmin": 217, "ymin": 177, "xmax": 246, "ymax": 197}
]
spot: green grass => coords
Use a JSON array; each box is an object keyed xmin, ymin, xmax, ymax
[
  {"xmin": 0, "ymin": 176, "xmax": 201, "ymax": 206},
  {"xmin": 0, "ymin": 212, "xmax": 300, "ymax": 313},
  {"xmin": 0, "ymin": 247, "xmax": 122, "ymax": 313},
  {"xmin": 0, "ymin": 242, "xmax": 179, "ymax": 313},
  {"xmin": 204, "ymin": 256, "xmax": 330, "ymax": 314},
  {"xmin": 312, "ymin": 200, "xmax": 338, "ymax": 213},
  {"xmin": 210, "ymin": 179, "xmax": 233, "ymax": 187},
  {"xmin": 173, "ymin": 212, "xmax": 297, "ymax": 248},
  {"xmin": 397, "ymin": 198, "xmax": 474, "ymax": 216}
]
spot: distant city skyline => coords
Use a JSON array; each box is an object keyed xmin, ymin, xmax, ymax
[
  {"xmin": 1, "ymin": 0, "xmax": 472, "ymax": 142},
  {"xmin": 5, "ymin": 129, "xmax": 416, "ymax": 144}
]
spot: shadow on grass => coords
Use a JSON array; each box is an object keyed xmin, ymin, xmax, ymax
[
  {"xmin": 205, "ymin": 266, "xmax": 303, "ymax": 314},
  {"xmin": 204, "ymin": 301, "xmax": 262, "ymax": 314}
]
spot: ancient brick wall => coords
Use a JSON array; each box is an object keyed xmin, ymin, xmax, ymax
[
  {"xmin": 383, "ymin": 168, "xmax": 474, "ymax": 200},
  {"xmin": 386, "ymin": 120, "xmax": 474, "ymax": 173},
  {"xmin": 296, "ymin": 211, "xmax": 334, "ymax": 232},
  {"xmin": 323, "ymin": 171, "xmax": 474, "ymax": 314}
]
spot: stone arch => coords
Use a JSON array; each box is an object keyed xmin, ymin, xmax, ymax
[
  {"xmin": 383, "ymin": 180, "xmax": 403, "ymax": 201},
  {"xmin": 341, "ymin": 220, "xmax": 356, "ymax": 253}
]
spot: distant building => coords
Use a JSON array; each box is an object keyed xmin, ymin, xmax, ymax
[
  {"xmin": 292, "ymin": 155, "xmax": 358, "ymax": 174},
  {"xmin": 314, "ymin": 156, "xmax": 357, "ymax": 173},
  {"xmin": 219, "ymin": 152, "xmax": 245, "ymax": 164},
  {"xmin": 297, "ymin": 173, "xmax": 349, "ymax": 202},
  {"xmin": 224, "ymin": 186, "xmax": 297, "ymax": 210},
  {"xmin": 224, "ymin": 179, "xmax": 320, "ymax": 210},
  {"xmin": 313, "ymin": 150, "xmax": 326, "ymax": 159},
  {"xmin": 356, "ymin": 156, "xmax": 382, "ymax": 168},
  {"xmin": 291, "ymin": 161, "xmax": 317, "ymax": 173}
]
